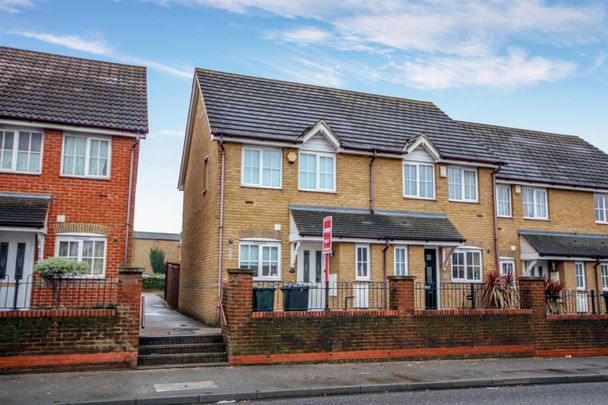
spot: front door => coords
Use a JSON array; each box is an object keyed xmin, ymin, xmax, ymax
[
  {"xmin": 298, "ymin": 244, "xmax": 324, "ymax": 310},
  {"xmin": 424, "ymin": 248, "xmax": 438, "ymax": 309},
  {"xmin": 0, "ymin": 232, "xmax": 35, "ymax": 310}
]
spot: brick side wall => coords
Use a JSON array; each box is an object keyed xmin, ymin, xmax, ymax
[
  {"xmin": 0, "ymin": 269, "xmax": 142, "ymax": 374},
  {"xmin": 223, "ymin": 272, "xmax": 608, "ymax": 365},
  {"xmin": 131, "ymin": 238, "xmax": 181, "ymax": 274}
]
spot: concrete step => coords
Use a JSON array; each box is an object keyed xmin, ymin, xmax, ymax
[
  {"xmin": 139, "ymin": 342, "xmax": 225, "ymax": 355},
  {"xmin": 139, "ymin": 334, "xmax": 223, "ymax": 346},
  {"xmin": 137, "ymin": 352, "xmax": 228, "ymax": 366},
  {"xmin": 137, "ymin": 362, "xmax": 228, "ymax": 370}
]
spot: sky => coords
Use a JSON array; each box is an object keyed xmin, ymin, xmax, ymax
[{"xmin": 1, "ymin": 0, "xmax": 607, "ymax": 233}]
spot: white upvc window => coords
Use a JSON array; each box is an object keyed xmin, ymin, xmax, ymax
[
  {"xmin": 298, "ymin": 152, "xmax": 335, "ymax": 192},
  {"xmin": 595, "ymin": 194, "xmax": 608, "ymax": 224},
  {"xmin": 239, "ymin": 241, "xmax": 280, "ymax": 280},
  {"xmin": 496, "ymin": 184, "xmax": 512, "ymax": 217},
  {"xmin": 61, "ymin": 135, "xmax": 111, "ymax": 178},
  {"xmin": 499, "ymin": 258, "xmax": 515, "ymax": 277},
  {"xmin": 601, "ymin": 263, "xmax": 608, "ymax": 290},
  {"xmin": 242, "ymin": 147, "xmax": 282, "ymax": 188},
  {"xmin": 448, "ymin": 166, "xmax": 478, "ymax": 202},
  {"xmin": 575, "ymin": 262, "xmax": 586, "ymax": 290},
  {"xmin": 55, "ymin": 235, "xmax": 107, "ymax": 277},
  {"xmin": 0, "ymin": 129, "xmax": 43, "ymax": 174},
  {"xmin": 403, "ymin": 162, "xmax": 434, "ymax": 199},
  {"xmin": 394, "ymin": 246, "xmax": 408, "ymax": 276},
  {"xmin": 355, "ymin": 245, "xmax": 370, "ymax": 281},
  {"xmin": 451, "ymin": 248, "xmax": 482, "ymax": 282},
  {"xmin": 523, "ymin": 187, "xmax": 548, "ymax": 220}
]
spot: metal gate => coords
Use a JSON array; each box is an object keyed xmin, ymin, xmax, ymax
[{"xmin": 164, "ymin": 262, "xmax": 180, "ymax": 309}]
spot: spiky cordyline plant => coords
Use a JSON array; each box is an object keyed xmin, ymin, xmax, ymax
[
  {"xmin": 480, "ymin": 270, "xmax": 519, "ymax": 309},
  {"xmin": 545, "ymin": 278, "xmax": 566, "ymax": 315}
]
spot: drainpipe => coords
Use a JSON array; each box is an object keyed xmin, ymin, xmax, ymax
[
  {"xmin": 124, "ymin": 134, "xmax": 141, "ymax": 266},
  {"xmin": 593, "ymin": 259, "xmax": 601, "ymax": 313},
  {"xmin": 382, "ymin": 240, "xmax": 389, "ymax": 309},
  {"xmin": 369, "ymin": 150, "xmax": 377, "ymax": 214},
  {"xmin": 491, "ymin": 168, "xmax": 501, "ymax": 272},
  {"xmin": 217, "ymin": 136, "xmax": 226, "ymax": 325}
]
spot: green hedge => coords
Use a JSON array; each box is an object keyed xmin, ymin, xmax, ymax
[{"xmin": 142, "ymin": 274, "xmax": 165, "ymax": 291}]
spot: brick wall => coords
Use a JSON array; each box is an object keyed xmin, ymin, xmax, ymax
[
  {"xmin": 131, "ymin": 237, "xmax": 181, "ymax": 274},
  {"xmin": 223, "ymin": 271, "xmax": 608, "ymax": 365},
  {"xmin": 0, "ymin": 268, "xmax": 142, "ymax": 374}
]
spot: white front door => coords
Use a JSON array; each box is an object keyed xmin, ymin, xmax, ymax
[
  {"xmin": 0, "ymin": 232, "xmax": 35, "ymax": 310},
  {"xmin": 297, "ymin": 243, "xmax": 325, "ymax": 311}
]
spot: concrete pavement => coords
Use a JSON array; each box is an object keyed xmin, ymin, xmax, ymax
[{"xmin": 1, "ymin": 356, "xmax": 607, "ymax": 404}]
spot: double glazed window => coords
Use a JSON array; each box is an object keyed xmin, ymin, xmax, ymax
[
  {"xmin": 55, "ymin": 236, "xmax": 107, "ymax": 276},
  {"xmin": 356, "ymin": 245, "xmax": 370, "ymax": 280},
  {"xmin": 62, "ymin": 135, "xmax": 110, "ymax": 178},
  {"xmin": 0, "ymin": 129, "xmax": 43, "ymax": 173},
  {"xmin": 595, "ymin": 194, "xmax": 608, "ymax": 224},
  {"xmin": 394, "ymin": 246, "xmax": 408, "ymax": 276},
  {"xmin": 523, "ymin": 187, "xmax": 548, "ymax": 219},
  {"xmin": 575, "ymin": 262, "xmax": 586, "ymax": 290},
  {"xmin": 499, "ymin": 259, "xmax": 515, "ymax": 277},
  {"xmin": 242, "ymin": 147, "xmax": 282, "ymax": 188},
  {"xmin": 298, "ymin": 152, "xmax": 335, "ymax": 192},
  {"xmin": 451, "ymin": 249, "xmax": 482, "ymax": 282},
  {"xmin": 496, "ymin": 184, "xmax": 512, "ymax": 217},
  {"xmin": 239, "ymin": 242, "xmax": 280, "ymax": 279},
  {"xmin": 601, "ymin": 264, "xmax": 608, "ymax": 290},
  {"xmin": 448, "ymin": 167, "xmax": 478, "ymax": 202},
  {"xmin": 403, "ymin": 162, "xmax": 434, "ymax": 199}
]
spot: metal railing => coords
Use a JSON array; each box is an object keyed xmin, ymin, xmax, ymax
[
  {"xmin": 252, "ymin": 281, "xmax": 388, "ymax": 312},
  {"xmin": 546, "ymin": 290, "xmax": 608, "ymax": 315},
  {"xmin": 0, "ymin": 274, "xmax": 119, "ymax": 310},
  {"xmin": 414, "ymin": 282, "xmax": 520, "ymax": 310}
]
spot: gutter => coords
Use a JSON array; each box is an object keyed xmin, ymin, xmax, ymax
[
  {"xmin": 124, "ymin": 133, "xmax": 141, "ymax": 266},
  {"xmin": 218, "ymin": 136, "xmax": 227, "ymax": 326}
]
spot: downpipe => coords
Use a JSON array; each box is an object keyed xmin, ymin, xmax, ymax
[
  {"xmin": 124, "ymin": 134, "xmax": 141, "ymax": 266},
  {"xmin": 218, "ymin": 136, "xmax": 227, "ymax": 326}
]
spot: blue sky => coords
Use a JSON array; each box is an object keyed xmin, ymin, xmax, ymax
[{"xmin": 1, "ymin": 0, "xmax": 607, "ymax": 233}]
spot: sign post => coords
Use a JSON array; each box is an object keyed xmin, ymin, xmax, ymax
[{"xmin": 322, "ymin": 216, "xmax": 332, "ymax": 312}]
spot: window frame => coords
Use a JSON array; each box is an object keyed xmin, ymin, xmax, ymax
[
  {"xmin": 394, "ymin": 246, "xmax": 408, "ymax": 276},
  {"xmin": 238, "ymin": 241, "xmax": 281, "ymax": 281},
  {"xmin": 451, "ymin": 248, "xmax": 483, "ymax": 283},
  {"xmin": 601, "ymin": 263, "xmax": 608, "ymax": 291},
  {"xmin": 595, "ymin": 194, "xmax": 608, "ymax": 224},
  {"xmin": 496, "ymin": 184, "xmax": 512, "ymax": 218},
  {"xmin": 298, "ymin": 151, "xmax": 336, "ymax": 193},
  {"xmin": 241, "ymin": 146, "xmax": 283, "ymax": 189},
  {"xmin": 499, "ymin": 258, "xmax": 516, "ymax": 277},
  {"xmin": 402, "ymin": 161, "xmax": 435, "ymax": 200},
  {"xmin": 448, "ymin": 166, "xmax": 478, "ymax": 203},
  {"xmin": 0, "ymin": 128, "xmax": 44, "ymax": 175},
  {"xmin": 60, "ymin": 134, "xmax": 112, "ymax": 179},
  {"xmin": 54, "ymin": 234, "xmax": 107, "ymax": 278},
  {"xmin": 355, "ymin": 244, "xmax": 370, "ymax": 281},
  {"xmin": 575, "ymin": 262, "xmax": 586, "ymax": 290},
  {"xmin": 522, "ymin": 187, "xmax": 549, "ymax": 220}
]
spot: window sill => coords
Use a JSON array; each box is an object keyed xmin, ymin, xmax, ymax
[
  {"xmin": 403, "ymin": 196, "xmax": 435, "ymax": 201},
  {"xmin": 298, "ymin": 188, "xmax": 337, "ymax": 194},
  {"xmin": 253, "ymin": 277, "xmax": 281, "ymax": 282},
  {"xmin": 241, "ymin": 184, "xmax": 283, "ymax": 190},
  {"xmin": 60, "ymin": 174, "xmax": 111, "ymax": 181},
  {"xmin": 0, "ymin": 170, "xmax": 42, "ymax": 176},
  {"xmin": 497, "ymin": 215, "xmax": 513, "ymax": 219},
  {"xmin": 355, "ymin": 278, "xmax": 372, "ymax": 282},
  {"xmin": 595, "ymin": 221, "xmax": 608, "ymax": 225},
  {"xmin": 523, "ymin": 217, "xmax": 550, "ymax": 221},
  {"xmin": 449, "ymin": 280, "xmax": 482, "ymax": 284},
  {"xmin": 448, "ymin": 199, "xmax": 479, "ymax": 204}
]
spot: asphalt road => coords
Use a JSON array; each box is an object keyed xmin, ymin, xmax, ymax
[{"xmin": 253, "ymin": 382, "xmax": 608, "ymax": 404}]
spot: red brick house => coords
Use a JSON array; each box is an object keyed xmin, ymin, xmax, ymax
[{"xmin": 0, "ymin": 46, "xmax": 148, "ymax": 309}]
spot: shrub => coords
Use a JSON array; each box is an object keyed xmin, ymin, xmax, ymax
[
  {"xmin": 143, "ymin": 274, "xmax": 165, "ymax": 291},
  {"xmin": 149, "ymin": 246, "xmax": 166, "ymax": 274},
  {"xmin": 481, "ymin": 269, "xmax": 519, "ymax": 309},
  {"xmin": 34, "ymin": 257, "xmax": 88, "ymax": 279},
  {"xmin": 545, "ymin": 278, "xmax": 566, "ymax": 315}
]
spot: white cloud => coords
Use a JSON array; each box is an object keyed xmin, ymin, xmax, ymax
[
  {"xmin": 154, "ymin": 129, "xmax": 185, "ymax": 138},
  {"xmin": 0, "ymin": 0, "xmax": 34, "ymax": 13},
  {"xmin": 265, "ymin": 26, "xmax": 331, "ymax": 45},
  {"xmin": 253, "ymin": 56, "xmax": 343, "ymax": 88}
]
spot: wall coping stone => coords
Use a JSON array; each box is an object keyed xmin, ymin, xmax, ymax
[
  {"xmin": 228, "ymin": 268, "xmax": 255, "ymax": 275},
  {"xmin": 118, "ymin": 267, "xmax": 144, "ymax": 274},
  {"xmin": 387, "ymin": 275, "xmax": 416, "ymax": 280}
]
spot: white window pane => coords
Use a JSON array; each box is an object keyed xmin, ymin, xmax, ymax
[
  {"xmin": 30, "ymin": 133, "xmax": 42, "ymax": 152},
  {"xmin": 99, "ymin": 140, "xmax": 109, "ymax": 158},
  {"xmin": 404, "ymin": 164, "xmax": 417, "ymax": 196},
  {"xmin": 89, "ymin": 157, "xmax": 98, "ymax": 175},
  {"xmin": 95, "ymin": 241, "xmax": 105, "ymax": 257},
  {"xmin": 18, "ymin": 132, "xmax": 30, "ymax": 151},
  {"xmin": 93, "ymin": 259, "xmax": 104, "ymax": 275},
  {"xmin": 29, "ymin": 153, "xmax": 40, "ymax": 172},
  {"xmin": 75, "ymin": 156, "xmax": 85, "ymax": 175},
  {"xmin": 83, "ymin": 241, "xmax": 94, "ymax": 258},
  {"xmin": 59, "ymin": 241, "xmax": 69, "ymax": 257},
  {"xmin": 1, "ymin": 150, "xmax": 12, "ymax": 169},
  {"xmin": 16, "ymin": 151, "xmax": 28, "ymax": 171},
  {"xmin": 243, "ymin": 149, "xmax": 260, "ymax": 185},
  {"xmin": 464, "ymin": 170, "xmax": 476, "ymax": 200},
  {"xmin": 448, "ymin": 167, "xmax": 462, "ymax": 200},
  {"xmin": 64, "ymin": 136, "xmax": 75, "ymax": 155},
  {"xmin": 75, "ymin": 137, "xmax": 86, "ymax": 155}
]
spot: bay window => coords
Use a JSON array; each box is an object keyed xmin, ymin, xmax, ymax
[
  {"xmin": 298, "ymin": 152, "xmax": 335, "ymax": 192},
  {"xmin": 448, "ymin": 166, "xmax": 478, "ymax": 202},
  {"xmin": 523, "ymin": 187, "xmax": 548, "ymax": 219},
  {"xmin": 62, "ymin": 135, "xmax": 110, "ymax": 178},
  {"xmin": 451, "ymin": 249, "xmax": 482, "ymax": 282},
  {"xmin": 242, "ymin": 147, "xmax": 282, "ymax": 188},
  {"xmin": 55, "ymin": 236, "xmax": 107, "ymax": 276},
  {"xmin": 403, "ymin": 162, "xmax": 434, "ymax": 199},
  {"xmin": 0, "ymin": 129, "xmax": 43, "ymax": 174},
  {"xmin": 496, "ymin": 184, "xmax": 512, "ymax": 217},
  {"xmin": 239, "ymin": 242, "xmax": 280, "ymax": 279}
]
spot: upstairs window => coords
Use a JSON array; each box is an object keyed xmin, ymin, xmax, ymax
[
  {"xmin": 496, "ymin": 184, "xmax": 512, "ymax": 217},
  {"xmin": 451, "ymin": 249, "xmax": 482, "ymax": 282},
  {"xmin": 403, "ymin": 162, "xmax": 434, "ymax": 199},
  {"xmin": 239, "ymin": 242, "xmax": 280, "ymax": 280},
  {"xmin": 595, "ymin": 194, "xmax": 608, "ymax": 224},
  {"xmin": 448, "ymin": 166, "xmax": 478, "ymax": 202},
  {"xmin": 298, "ymin": 152, "xmax": 335, "ymax": 192},
  {"xmin": 523, "ymin": 187, "xmax": 548, "ymax": 219},
  {"xmin": 242, "ymin": 147, "xmax": 282, "ymax": 188},
  {"xmin": 0, "ymin": 129, "xmax": 43, "ymax": 174},
  {"xmin": 62, "ymin": 135, "xmax": 110, "ymax": 178},
  {"xmin": 55, "ymin": 236, "xmax": 107, "ymax": 276}
]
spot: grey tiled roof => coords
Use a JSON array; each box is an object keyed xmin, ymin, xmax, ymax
[
  {"xmin": 0, "ymin": 46, "xmax": 148, "ymax": 134},
  {"xmin": 459, "ymin": 121, "xmax": 608, "ymax": 189},
  {"xmin": 519, "ymin": 230, "xmax": 608, "ymax": 259},
  {"xmin": 0, "ymin": 195, "xmax": 51, "ymax": 228},
  {"xmin": 289, "ymin": 205, "xmax": 465, "ymax": 242},
  {"xmin": 134, "ymin": 231, "xmax": 181, "ymax": 241},
  {"xmin": 197, "ymin": 69, "xmax": 499, "ymax": 163}
]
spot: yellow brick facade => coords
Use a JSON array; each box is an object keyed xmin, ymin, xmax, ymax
[{"xmin": 131, "ymin": 237, "xmax": 181, "ymax": 274}]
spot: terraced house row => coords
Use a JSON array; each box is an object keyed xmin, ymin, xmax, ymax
[{"xmin": 179, "ymin": 69, "xmax": 608, "ymax": 325}]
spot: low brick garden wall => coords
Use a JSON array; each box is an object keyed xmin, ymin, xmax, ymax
[
  {"xmin": 222, "ymin": 270, "xmax": 608, "ymax": 365},
  {"xmin": 0, "ymin": 268, "xmax": 142, "ymax": 374}
]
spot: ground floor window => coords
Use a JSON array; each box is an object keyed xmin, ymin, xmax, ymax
[
  {"xmin": 356, "ymin": 245, "xmax": 370, "ymax": 281},
  {"xmin": 55, "ymin": 235, "xmax": 106, "ymax": 276},
  {"xmin": 499, "ymin": 259, "xmax": 515, "ymax": 277},
  {"xmin": 451, "ymin": 249, "xmax": 482, "ymax": 282},
  {"xmin": 239, "ymin": 241, "xmax": 280, "ymax": 280},
  {"xmin": 601, "ymin": 264, "xmax": 608, "ymax": 290},
  {"xmin": 575, "ymin": 262, "xmax": 586, "ymax": 290},
  {"xmin": 394, "ymin": 246, "xmax": 408, "ymax": 276}
]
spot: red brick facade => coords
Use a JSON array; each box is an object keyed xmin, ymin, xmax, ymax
[{"xmin": 223, "ymin": 272, "xmax": 608, "ymax": 365}]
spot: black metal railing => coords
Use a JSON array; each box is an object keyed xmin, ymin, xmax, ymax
[
  {"xmin": 414, "ymin": 282, "xmax": 520, "ymax": 310},
  {"xmin": 252, "ymin": 281, "xmax": 388, "ymax": 312},
  {"xmin": 0, "ymin": 274, "xmax": 119, "ymax": 310},
  {"xmin": 547, "ymin": 290, "xmax": 608, "ymax": 315}
]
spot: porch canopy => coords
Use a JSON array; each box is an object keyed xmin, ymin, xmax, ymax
[
  {"xmin": 289, "ymin": 205, "xmax": 465, "ymax": 244},
  {"xmin": 519, "ymin": 229, "xmax": 608, "ymax": 260},
  {"xmin": 0, "ymin": 193, "xmax": 51, "ymax": 230}
]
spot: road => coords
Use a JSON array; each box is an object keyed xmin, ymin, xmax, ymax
[{"xmin": 253, "ymin": 382, "xmax": 608, "ymax": 404}]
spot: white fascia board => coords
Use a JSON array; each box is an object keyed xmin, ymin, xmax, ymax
[
  {"xmin": 0, "ymin": 119, "xmax": 144, "ymax": 139},
  {"xmin": 299, "ymin": 120, "xmax": 341, "ymax": 151},
  {"xmin": 0, "ymin": 226, "xmax": 47, "ymax": 234},
  {"xmin": 293, "ymin": 235, "xmax": 461, "ymax": 246},
  {"xmin": 497, "ymin": 179, "xmax": 608, "ymax": 194}
]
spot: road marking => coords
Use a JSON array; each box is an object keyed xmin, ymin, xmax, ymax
[{"xmin": 153, "ymin": 381, "xmax": 218, "ymax": 392}]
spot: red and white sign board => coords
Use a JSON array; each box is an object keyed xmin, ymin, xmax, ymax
[{"xmin": 322, "ymin": 216, "xmax": 333, "ymax": 254}]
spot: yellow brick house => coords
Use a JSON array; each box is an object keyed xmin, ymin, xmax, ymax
[{"xmin": 178, "ymin": 69, "xmax": 608, "ymax": 325}]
